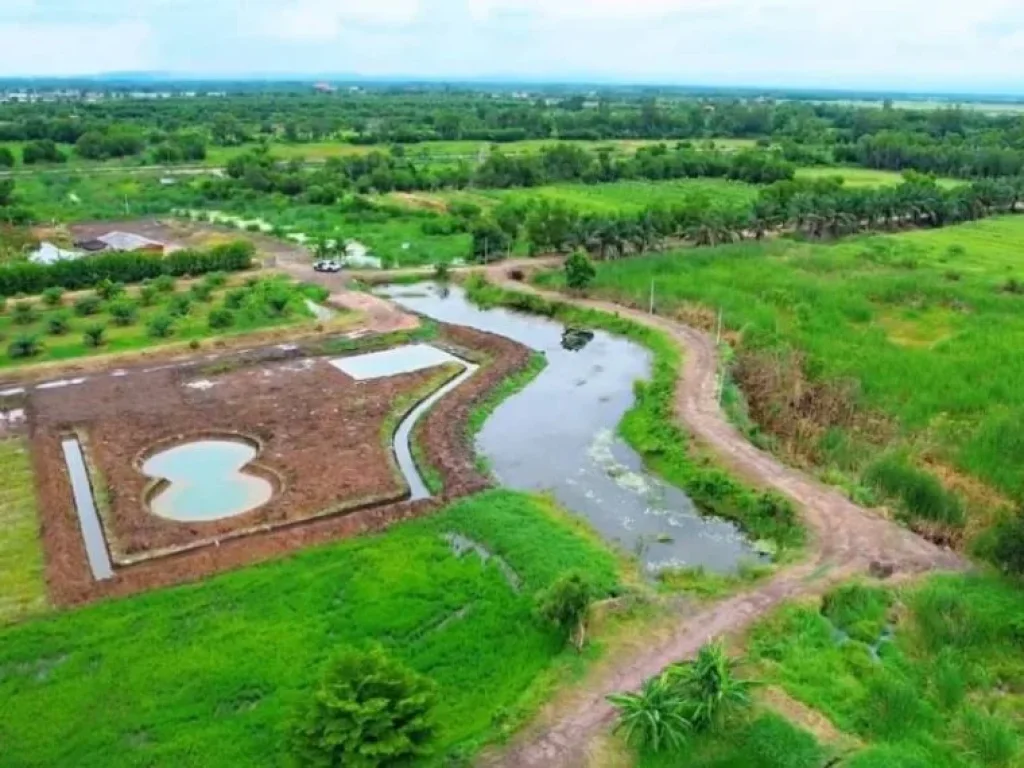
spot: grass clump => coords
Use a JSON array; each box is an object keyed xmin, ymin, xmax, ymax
[
  {"xmin": 864, "ymin": 455, "xmax": 965, "ymax": 529},
  {"xmin": 821, "ymin": 583, "xmax": 893, "ymax": 643}
]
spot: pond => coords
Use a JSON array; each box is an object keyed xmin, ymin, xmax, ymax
[
  {"xmin": 378, "ymin": 283, "xmax": 756, "ymax": 573},
  {"xmin": 142, "ymin": 439, "xmax": 274, "ymax": 522}
]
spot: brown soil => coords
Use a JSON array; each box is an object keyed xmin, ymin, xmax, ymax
[
  {"xmin": 476, "ymin": 267, "xmax": 965, "ymax": 768},
  {"xmin": 29, "ymin": 322, "xmax": 531, "ymax": 607}
]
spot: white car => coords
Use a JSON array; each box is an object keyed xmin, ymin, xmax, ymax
[{"xmin": 313, "ymin": 260, "xmax": 342, "ymax": 273}]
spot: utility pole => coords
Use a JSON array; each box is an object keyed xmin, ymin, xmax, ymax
[{"xmin": 649, "ymin": 278, "xmax": 655, "ymax": 315}]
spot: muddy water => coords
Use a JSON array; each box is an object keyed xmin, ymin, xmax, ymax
[
  {"xmin": 378, "ymin": 283, "xmax": 756, "ymax": 573},
  {"xmin": 142, "ymin": 440, "xmax": 274, "ymax": 522},
  {"xmin": 61, "ymin": 438, "xmax": 114, "ymax": 580}
]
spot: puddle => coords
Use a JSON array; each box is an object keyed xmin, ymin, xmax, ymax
[
  {"xmin": 61, "ymin": 438, "xmax": 114, "ymax": 580},
  {"xmin": 445, "ymin": 533, "xmax": 521, "ymax": 591},
  {"xmin": 379, "ymin": 283, "xmax": 755, "ymax": 574},
  {"xmin": 142, "ymin": 440, "xmax": 274, "ymax": 522}
]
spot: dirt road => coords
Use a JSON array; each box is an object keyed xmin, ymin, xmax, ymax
[{"xmin": 467, "ymin": 264, "xmax": 964, "ymax": 768}]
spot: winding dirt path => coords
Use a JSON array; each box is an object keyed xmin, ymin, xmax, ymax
[{"xmin": 469, "ymin": 264, "xmax": 964, "ymax": 768}]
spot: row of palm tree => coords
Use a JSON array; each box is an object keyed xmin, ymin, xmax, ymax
[{"xmin": 504, "ymin": 172, "xmax": 1024, "ymax": 260}]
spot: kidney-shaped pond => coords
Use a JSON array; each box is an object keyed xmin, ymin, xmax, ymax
[
  {"xmin": 142, "ymin": 439, "xmax": 275, "ymax": 522},
  {"xmin": 378, "ymin": 283, "xmax": 757, "ymax": 574}
]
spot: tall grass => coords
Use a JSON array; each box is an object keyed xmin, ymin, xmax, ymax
[{"xmin": 0, "ymin": 490, "xmax": 620, "ymax": 766}]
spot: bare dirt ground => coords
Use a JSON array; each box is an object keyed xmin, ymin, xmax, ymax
[
  {"xmin": 468, "ymin": 264, "xmax": 964, "ymax": 768},
  {"xmin": 27, "ymin": 321, "xmax": 532, "ymax": 607}
]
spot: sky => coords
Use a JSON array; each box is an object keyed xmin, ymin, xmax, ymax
[{"xmin": 2, "ymin": 0, "xmax": 1024, "ymax": 92}]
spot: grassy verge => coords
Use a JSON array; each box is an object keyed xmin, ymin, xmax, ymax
[
  {"xmin": 463, "ymin": 274, "xmax": 805, "ymax": 557},
  {"xmin": 0, "ymin": 439, "xmax": 46, "ymax": 624},
  {"xmin": 0, "ymin": 489, "xmax": 622, "ymax": 766}
]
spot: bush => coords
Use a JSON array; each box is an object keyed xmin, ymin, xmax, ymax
[
  {"xmin": 536, "ymin": 571, "xmax": 598, "ymax": 651},
  {"xmin": 7, "ymin": 333, "xmax": 41, "ymax": 359},
  {"xmin": 41, "ymin": 287, "xmax": 64, "ymax": 307},
  {"xmin": 153, "ymin": 275, "xmax": 176, "ymax": 293},
  {"xmin": 146, "ymin": 313, "xmax": 174, "ymax": 338},
  {"xmin": 82, "ymin": 323, "xmax": 106, "ymax": 348},
  {"xmin": 95, "ymin": 278, "xmax": 125, "ymax": 301},
  {"xmin": 202, "ymin": 271, "xmax": 228, "ymax": 289},
  {"xmin": 608, "ymin": 669, "xmax": 691, "ymax": 753},
  {"xmin": 73, "ymin": 295, "xmax": 102, "ymax": 316},
  {"xmin": 46, "ymin": 311, "xmax": 71, "ymax": 336},
  {"xmin": 992, "ymin": 514, "xmax": 1024, "ymax": 576},
  {"xmin": 288, "ymin": 647, "xmax": 437, "ymax": 767},
  {"xmin": 108, "ymin": 299, "xmax": 139, "ymax": 327},
  {"xmin": 224, "ymin": 288, "xmax": 247, "ymax": 309},
  {"xmin": 0, "ymin": 242, "xmax": 253, "ymax": 298},
  {"xmin": 189, "ymin": 282, "xmax": 214, "ymax": 302},
  {"xmin": 565, "ymin": 249, "xmax": 597, "ymax": 291},
  {"xmin": 208, "ymin": 308, "xmax": 235, "ymax": 330},
  {"xmin": 433, "ymin": 262, "xmax": 451, "ymax": 281},
  {"xmin": 168, "ymin": 295, "xmax": 192, "ymax": 317},
  {"xmin": 138, "ymin": 284, "xmax": 158, "ymax": 306},
  {"xmin": 11, "ymin": 301, "xmax": 37, "ymax": 325}
]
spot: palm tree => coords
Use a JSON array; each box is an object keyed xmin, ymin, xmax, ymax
[{"xmin": 608, "ymin": 670, "xmax": 692, "ymax": 753}]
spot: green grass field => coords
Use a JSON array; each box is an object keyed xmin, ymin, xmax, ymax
[
  {"xmin": 796, "ymin": 166, "xmax": 961, "ymax": 189},
  {"xmin": 400, "ymin": 178, "xmax": 759, "ymax": 215},
  {"xmin": 0, "ymin": 439, "xmax": 46, "ymax": 625},
  {"xmin": 0, "ymin": 276, "xmax": 322, "ymax": 369},
  {"xmin": 0, "ymin": 490, "xmax": 621, "ymax": 766},
  {"xmin": 538, "ymin": 215, "xmax": 1024, "ymax": 530}
]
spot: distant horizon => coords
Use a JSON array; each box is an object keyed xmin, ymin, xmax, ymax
[{"xmin": 1, "ymin": 72, "xmax": 1023, "ymax": 101}]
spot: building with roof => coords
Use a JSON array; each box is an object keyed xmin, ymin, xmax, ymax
[{"xmin": 73, "ymin": 231, "xmax": 165, "ymax": 254}]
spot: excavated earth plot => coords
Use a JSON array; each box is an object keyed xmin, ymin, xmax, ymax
[{"xmin": 26, "ymin": 322, "xmax": 531, "ymax": 606}]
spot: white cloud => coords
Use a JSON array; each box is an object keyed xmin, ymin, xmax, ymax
[
  {"xmin": 0, "ymin": 22, "xmax": 153, "ymax": 75},
  {"xmin": 249, "ymin": 0, "xmax": 421, "ymax": 41}
]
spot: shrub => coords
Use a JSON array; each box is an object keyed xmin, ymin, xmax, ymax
[
  {"xmin": 138, "ymin": 284, "xmax": 158, "ymax": 306},
  {"xmin": 288, "ymin": 647, "xmax": 437, "ymax": 767},
  {"xmin": 992, "ymin": 514, "xmax": 1024, "ymax": 576},
  {"xmin": 73, "ymin": 295, "xmax": 102, "ymax": 316},
  {"xmin": 224, "ymin": 288, "xmax": 247, "ymax": 309},
  {"xmin": 82, "ymin": 323, "xmax": 106, "ymax": 348},
  {"xmin": 536, "ymin": 571, "xmax": 598, "ymax": 651},
  {"xmin": 11, "ymin": 301, "xmax": 37, "ymax": 325},
  {"xmin": 41, "ymin": 287, "xmax": 64, "ymax": 307},
  {"xmin": 681, "ymin": 642, "xmax": 754, "ymax": 731},
  {"xmin": 189, "ymin": 282, "xmax": 214, "ymax": 302},
  {"xmin": 168, "ymin": 295, "xmax": 192, "ymax": 317},
  {"xmin": 565, "ymin": 249, "xmax": 596, "ymax": 291},
  {"xmin": 608, "ymin": 670, "xmax": 691, "ymax": 753},
  {"xmin": 95, "ymin": 278, "xmax": 124, "ymax": 301},
  {"xmin": 433, "ymin": 262, "xmax": 451, "ymax": 281},
  {"xmin": 153, "ymin": 275, "xmax": 176, "ymax": 293},
  {"xmin": 7, "ymin": 333, "xmax": 41, "ymax": 359},
  {"xmin": 1002, "ymin": 278, "xmax": 1024, "ymax": 295},
  {"xmin": 208, "ymin": 308, "xmax": 234, "ymax": 330},
  {"xmin": 46, "ymin": 311, "xmax": 71, "ymax": 336},
  {"xmin": 147, "ymin": 313, "xmax": 174, "ymax": 338},
  {"xmin": 108, "ymin": 299, "xmax": 139, "ymax": 327},
  {"xmin": 202, "ymin": 271, "xmax": 228, "ymax": 289}
]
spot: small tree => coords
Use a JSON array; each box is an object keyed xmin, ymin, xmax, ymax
[
  {"xmin": 138, "ymin": 284, "xmax": 158, "ymax": 307},
  {"xmin": 190, "ymin": 283, "xmax": 214, "ymax": 302},
  {"xmin": 536, "ymin": 571, "xmax": 598, "ymax": 651},
  {"xmin": 608, "ymin": 670, "xmax": 692, "ymax": 753},
  {"xmin": 288, "ymin": 647, "xmax": 437, "ymax": 768},
  {"xmin": 108, "ymin": 299, "xmax": 139, "ymax": 327},
  {"xmin": 168, "ymin": 294, "xmax": 192, "ymax": 317},
  {"xmin": 46, "ymin": 311, "xmax": 71, "ymax": 336},
  {"xmin": 224, "ymin": 288, "xmax": 247, "ymax": 309},
  {"xmin": 564, "ymin": 249, "xmax": 596, "ymax": 292},
  {"xmin": 153, "ymin": 275, "xmax": 177, "ymax": 293},
  {"xmin": 7, "ymin": 333, "xmax": 41, "ymax": 359},
  {"xmin": 83, "ymin": 323, "xmax": 107, "ymax": 348},
  {"xmin": 12, "ymin": 301, "xmax": 37, "ymax": 325},
  {"xmin": 95, "ymin": 278, "xmax": 125, "ymax": 301},
  {"xmin": 208, "ymin": 307, "xmax": 234, "ymax": 330},
  {"xmin": 147, "ymin": 313, "xmax": 174, "ymax": 339},
  {"xmin": 433, "ymin": 262, "xmax": 451, "ymax": 282},
  {"xmin": 41, "ymin": 287, "xmax": 65, "ymax": 307},
  {"xmin": 993, "ymin": 514, "xmax": 1024, "ymax": 576},
  {"xmin": 74, "ymin": 295, "xmax": 102, "ymax": 317}
]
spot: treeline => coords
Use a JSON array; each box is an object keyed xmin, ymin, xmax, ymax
[
  {"xmin": 204, "ymin": 144, "xmax": 794, "ymax": 203},
  {"xmin": 0, "ymin": 241, "xmax": 254, "ymax": 297},
  {"xmin": 464, "ymin": 173, "xmax": 1024, "ymax": 259},
  {"xmin": 836, "ymin": 131, "xmax": 1024, "ymax": 179}
]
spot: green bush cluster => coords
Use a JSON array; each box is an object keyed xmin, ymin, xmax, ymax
[{"xmin": 0, "ymin": 241, "xmax": 254, "ymax": 297}]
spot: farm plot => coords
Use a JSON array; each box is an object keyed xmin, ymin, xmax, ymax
[
  {"xmin": 23, "ymin": 321, "xmax": 532, "ymax": 606},
  {"xmin": 0, "ymin": 437, "xmax": 46, "ymax": 624}
]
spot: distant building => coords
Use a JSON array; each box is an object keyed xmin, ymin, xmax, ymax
[
  {"xmin": 313, "ymin": 82, "xmax": 337, "ymax": 94},
  {"xmin": 29, "ymin": 242, "xmax": 82, "ymax": 265},
  {"xmin": 73, "ymin": 231, "xmax": 165, "ymax": 254}
]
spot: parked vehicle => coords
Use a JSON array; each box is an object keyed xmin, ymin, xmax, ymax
[{"xmin": 313, "ymin": 260, "xmax": 342, "ymax": 273}]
